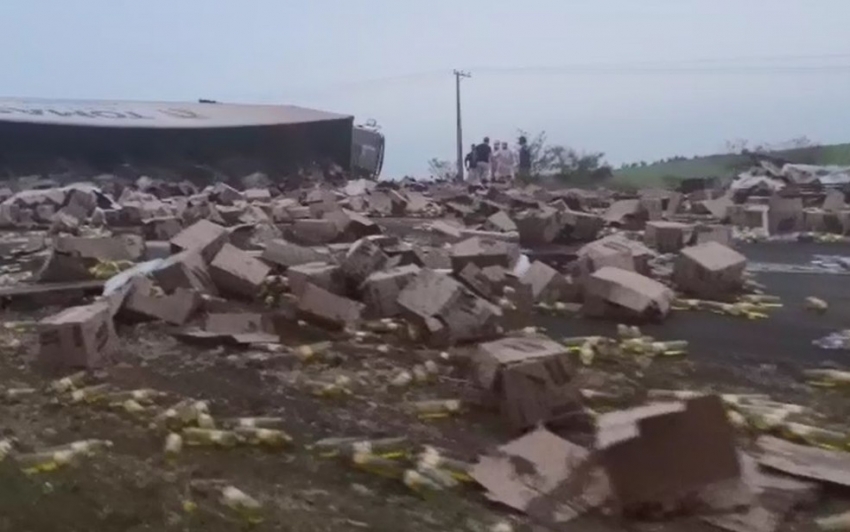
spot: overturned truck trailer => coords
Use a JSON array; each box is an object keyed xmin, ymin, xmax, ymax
[{"xmin": 0, "ymin": 98, "xmax": 384, "ymax": 179}]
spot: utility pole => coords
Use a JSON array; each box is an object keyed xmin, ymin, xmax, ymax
[{"xmin": 453, "ymin": 70, "xmax": 471, "ymax": 182}]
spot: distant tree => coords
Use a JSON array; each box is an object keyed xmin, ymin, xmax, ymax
[{"xmin": 427, "ymin": 158, "xmax": 455, "ymax": 180}]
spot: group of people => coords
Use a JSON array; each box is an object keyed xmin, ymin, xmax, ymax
[{"xmin": 463, "ymin": 136, "xmax": 531, "ymax": 183}]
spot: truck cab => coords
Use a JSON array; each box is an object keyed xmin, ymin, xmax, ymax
[{"xmin": 351, "ymin": 121, "xmax": 385, "ymax": 179}]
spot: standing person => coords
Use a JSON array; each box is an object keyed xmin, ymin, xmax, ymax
[
  {"xmin": 474, "ymin": 137, "xmax": 492, "ymax": 183},
  {"xmin": 463, "ymin": 144, "xmax": 477, "ymax": 182},
  {"xmin": 497, "ymin": 141, "xmax": 516, "ymax": 181},
  {"xmin": 517, "ymin": 135, "xmax": 532, "ymax": 180},
  {"xmin": 490, "ymin": 140, "xmax": 501, "ymax": 180}
]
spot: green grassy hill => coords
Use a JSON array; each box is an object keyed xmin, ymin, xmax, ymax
[{"xmin": 612, "ymin": 143, "xmax": 850, "ymax": 188}]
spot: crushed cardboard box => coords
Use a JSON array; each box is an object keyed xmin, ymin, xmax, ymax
[
  {"xmin": 297, "ymin": 282, "xmax": 365, "ymax": 329},
  {"xmin": 471, "ymin": 427, "xmax": 609, "ymax": 526},
  {"xmin": 596, "ymin": 395, "xmax": 740, "ymax": 512},
  {"xmin": 475, "ymin": 335, "xmax": 581, "ymax": 430},
  {"xmin": 643, "ymin": 221, "xmax": 694, "ymax": 253},
  {"xmin": 583, "ymin": 266, "xmax": 673, "ymax": 321},
  {"xmin": 37, "ymin": 301, "xmax": 118, "ymax": 371},
  {"xmin": 209, "ymin": 243, "xmax": 271, "ymax": 299},
  {"xmin": 673, "ymin": 242, "xmax": 747, "ymax": 299}
]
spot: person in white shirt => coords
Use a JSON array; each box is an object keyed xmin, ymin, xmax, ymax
[{"xmin": 496, "ymin": 141, "xmax": 516, "ymax": 181}]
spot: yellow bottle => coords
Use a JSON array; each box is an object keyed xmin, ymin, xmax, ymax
[
  {"xmin": 417, "ymin": 446, "xmax": 473, "ymax": 482},
  {"xmin": 220, "ymin": 485, "xmax": 263, "ymax": 525},
  {"xmin": 16, "ymin": 449, "xmax": 79, "ymax": 474},
  {"xmin": 224, "ymin": 417, "xmax": 286, "ymax": 429},
  {"xmin": 3, "ymin": 387, "xmax": 37, "ymax": 402},
  {"xmin": 352, "ymin": 451, "xmax": 404, "ymax": 479},
  {"xmin": 410, "ymin": 399, "xmax": 462, "ymax": 419},
  {"xmin": 197, "ymin": 413, "xmax": 216, "ymax": 429},
  {"xmin": 804, "ymin": 369, "xmax": 850, "ymax": 387},
  {"xmin": 181, "ymin": 428, "xmax": 240, "ymax": 448},
  {"xmin": 306, "ymin": 376, "xmax": 352, "ymax": 398},
  {"xmin": 69, "ymin": 384, "xmax": 111, "ymax": 404},
  {"xmin": 154, "ymin": 399, "xmax": 210, "ymax": 430},
  {"xmin": 294, "ymin": 341, "xmax": 333, "ymax": 363},
  {"xmin": 816, "ymin": 510, "xmax": 850, "ymax": 530},
  {"xmin": 403, "ymin": 469, "xmax": 449, "ymax": 495},
  {"xmin": 235, "ymin": 427, "xmax": 292, "ymax": 448},
  {"xmin": 49, "ymin": 372, "xmax": 87, "ymax": 394},
  {"xmin": 164, "ymin": 433, "xmax": 183, "ymax": 459},
  {"xmin": 779, "ymin": 422, "xmax": 847, "ymax": 449},
  {"xmin": 105, "ymin": 389, "xmax": 168, "ymax": 404},
  {"xmin": 0, "ymin": 438, "xmax": 15, "ymax": 461},
  {"xmin": 350, "ymin": 437, "xmax": 409, "ymax": 459}
]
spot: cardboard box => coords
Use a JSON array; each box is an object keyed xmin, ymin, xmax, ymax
[
  {"xmin": 476, "ymin": 335, "xmax": 581, "ymax": 430},
  {"xmin": 673, "ymin": 242, "xmax": 747, "ymax": 298},
  {"xmin": 471, "ymin": 428, "xmax": 609, "ymax": 526},
  {"xmin": 261, "ymin": 239, "xmax": 330, "ymax": 269},
  {"xmin": 123, "ymin": 277, "xmax": 201, "ymax": 325},
  {"xmin": 596, "ymin": 395, "xmax": 740, "ymax": 511},
  {"xmin": 153, "ymin": 249, "xmax": 217, "ymax": 295},
  {"xmin": 292, "ymin": 218, "xmax": 340, "ymax": 245},
  {"xmin": 324, "ymin": 209, "xmax": 381, "ymax": 241},
  {"xmin": 297, "ymin": 282, "xmax": 364, "ymax": 329},
  {"xmin": 560, "ymin": 210, "xmax": 604, "ymax": 242},
  {"xmin": 483, "ymin": 211, "xmax": 518, "ymax": 233},
  {"xmin": 170, "ymin": 219, "xmax": 229, "ymax": 262},
  {"xmin": 603, "ymin": 199, "xmax": 643, "ymax": 228},
  {"xmin": 583, "ymin": 266, "xmax": 673, "ymax": 320},
  {"xmin": 38, "ymin": 301, "xmax": 118, "ymax": 370},
  {"xmin": 55, "ymin": 234, "xmax": 145, "ymax": 262},
  {"xmin": 397, "ymin": 268, "xmax": 502, "ymax": 345},
  {"xmin": 643, "ymin": 221, "xmax": 694, "ymax": 253},
  {"xmin": 450, "ymin": 236, "xmax": 518, "ymax": 274},
  {"xmin": 514, "ymin": 207, "xmax": 563, "ymax": 246},
  {"xmin": 694, "ymin": 224, "xmax": 733, "ymax": 246},
  {"xmin": 143, "ymin": 216, "xmax": 183, "ymax": 241},
  {"xmin": 823, "ymin": 190, "xmax": 846, "ymax": 212},
  {"xmin": 520, "ymin": 260, "xmax": 572, "ymax": 303},
  {"xmin": 204, "ymin": 312, "xmax": 270, "ymax": 335},
  {"xmin": 767, "ymin": 196, "xmax": 804, "ymax": 234},
  {"xmin": 209, "ymin": 243, "xmax": 271, "ymax": 299},
  {"xmin": 340, "ymin": 238, "xmax": 389, "ymax": 288},
  {"xmin": 457, "ymin": 263, "xmax": 502, "ymax": 300},
  {"xmin": 287, "ymin": 262, "xmax": 343, "ymax": 297},
  {"xmin": 361, "ymin": 264, "xmax": 421, "ymax": 318}
]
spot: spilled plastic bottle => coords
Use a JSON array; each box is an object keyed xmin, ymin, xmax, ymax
[
  {"xmin": 410, "ymin": 399, "xmax": 462, "ymax": 420},
  {"xmin": 3, "ymin": 387, "xmax": 37, "ymax": 402},
  {"xmin": 153, "ymin": 399, "xmax": 210, "ymax": 431},
  {"xmin": 306, "ymin": 376, "xmax": 352, "ymax": 398},
  {"xmin": 417, "ymin": 446, "xmax": 473, "ymax": 482},
  {"xmin": 49, "ymin": 372, "xmax": 88, "ymax": 394},
  {"xmin": 352, "ymin": 451, "xmax": 405, "ymax": 479},
  {"xmin": 223, "ymin": 417, "xmax": 286, "ymax": 430},
  {"xmin": 70, "ymin": 384, "xmax": 111, "ymax": 404},
  {"xmin": 164, "ymin": 432, "xmax": 183, "ymax": 459},
  {"xmin": 105, "ymin": 389, "xmax": 168, "ymax": 404},
  {"xmin": 234, "ymin": 427, "xmax": 293, "ymax": 448},
  {"xmin": 181, "ymin": 428, "xmax": 241, "ymax": 448},
  {"xmin": 294, "ymin": 341, "xmax": 333, "ymax": 363},
  {"xmin": 816, "ymin": 510, "xmax": 850, "ymax": 530},
  {"xmin": 220, "ymin": 485, "xmax": 264, "ymax": 525}
]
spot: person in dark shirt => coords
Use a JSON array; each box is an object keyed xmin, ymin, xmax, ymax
[
  {"xmin": 518, "ymin": 135, "xmax": 532, "ymax": 179},
  {"xmin": 463, "ymin": 144, "xmax": 477, "ymax": 181},
  {"xmin": 473, "ymin": 137, "xmax": 492, "ymax": 182}
]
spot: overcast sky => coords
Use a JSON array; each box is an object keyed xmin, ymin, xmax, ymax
[{"xmin": 1, "ymin": 0, "xmax": 849, "ymax": 177}]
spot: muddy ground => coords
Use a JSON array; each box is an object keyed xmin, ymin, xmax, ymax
[{"xmin": 1, "ymin": 239, "xmax": 850, "ymax": 532}]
